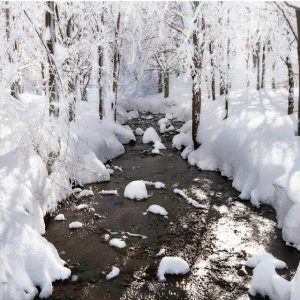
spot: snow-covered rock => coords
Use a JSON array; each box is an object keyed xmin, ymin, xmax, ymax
[
  {"xmin": 146, "ymin": 204, "xmax": 168, "ymax": 216},
  {"xmin": 109, "ymin": 238, "xmax": 127, "ymax": 249},
  {"xmin": 124, "ymin": 180, "xmax": 148, "ymax": 200},
  {"xmin": 135, "ymin": 127, "xmax": 144, "ymax": 136},
  {"xmin": 142, "ymin": 127, "xmax": 161, "ymax": 144},
  {"xmin": 54, "ymin": 214, "xmax": 66, "ymax": 221},
  {"xmin": 106, "ymin": 266, "xmax": 120, "ymax": 280},
  {"xmin": 76, "ymin": 204, "xmax": 89, "ymax": 211},
  {"xmin": 158, "ymin": 118, "xmax": 172, "ymax": 133},
  {"xmin": 245, "ymin": 251, "xmax": 287, "ymax": 269},
  {"xmin": 78, "ymin": 189, "xmax": 94, "ymax": 198},
  {"xmin": 69, "ymin": 221, "xmax": 83, "ymax": 229},
  {"xmin": 157, "ymin": 256, "xmax": 190, "ymax": 282}
]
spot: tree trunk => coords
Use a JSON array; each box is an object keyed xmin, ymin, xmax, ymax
[
  {"xmin": 297, "ymin": 9, "xmax": 300, "ymax": 135},
  {"xmin": 256, "ymin": 38, "xmax": 261, "ymax": 91},
  {"xmin": 158, "ymin": 71, "xmax": 163, "ymax": 93},
  {"xmin": 220, "ymin": 70, "xmax": 225, "ymax": 95},
  {"xmin": 286, "ymin": 56, "xmax": 294, "ymax": 115},
  {"xmin": 66, "ymin": 15, "xmax": 76, "ymax": 122},
  {"xmin": 46, "ymin": 1, "xmax": 58, "ymax": 117},
  {"xmin": 272, "ymin": 61, "xmax": 276, "ymax": 90},
  {"xmin": 261, "ymin": 44, "xmax": 266, "ymax": 89},
  {"xmin": 164, "ymin": 72, "xmax": 169, "ymax": 98},
  {"xmin": 209, "ymin": 41, "xmax": 215, "ymax": 100},
  {"xmin": 191, "ymin": 1, "xmax": 204, "ymax": 150},
  {"xmin": 98, "ymin": 45, "xmax": 104, "ymax": 119},
  {"xmin": 112, "ymin": 12, "xmax": 121, "ymax": 122}
]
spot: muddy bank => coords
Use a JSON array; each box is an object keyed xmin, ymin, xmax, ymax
[{"xmin": 44, "ymin": 114, "xmax": 300, "ymax": 300}]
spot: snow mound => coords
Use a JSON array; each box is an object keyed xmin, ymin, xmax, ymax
[
  {"xmin": 158, "ymin": 118, "xmax": 172, "ymax": 133},
  {"xmin": 157, "ymin": 256, "xmax": 190, "ymax": 282},
  {"xmin": 135, "ymin": 127, "xmax": 144, "ymax": 136},
  {"xmin": 245, "ymin": 251, "xmax": 287, "ymax": 269},
  {"xmin": 109, "ymin": 238, "xmax": 127, "ymax": 249},
  {"xmin": 142, "ymin": 127, "xmax": 161, "ymax": 144},
  {"xmin": 106, "ymin": 266, "xmax": 120, "ymax": 280},
  {"xmin": 248, "ymin": 260, "xmax": 291, "ymax": 299},
  {"xmin": 172, "ymin": 132, "xmax": 192, "ymax": 150},
  {"xmin": 173, "ymin": 188, "xmax": 207, "ymax": 209},
  {"xmin": 54, "ymin": 214, "xmax": 66, "ymax": 221},
  {"xmin": 124, "ymin": 180, "xmax": 148, "ymax": 200},
  {"xmin": 146, "ymin": 204, "xmax": 168, "ymax": 216},
  {"xmin": 69, "ymin": 222, "xmax": 83, "ymax": 229}
]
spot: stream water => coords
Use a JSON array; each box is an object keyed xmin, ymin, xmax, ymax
[{"xmin": 44, "ymin": 114, "xmax": 300, "ymax": 300}]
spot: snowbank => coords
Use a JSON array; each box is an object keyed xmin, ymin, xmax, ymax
[
  {"xmin": 246, "ymin": 252, "xmax": 291, "ymax": 300},
  {"xmin": 175, "ymin": 88, "xmax": 300, "ymax": 251},
  {"xmin": 0, "ymin": 91, "xmax": 135, "ymax": 298}
]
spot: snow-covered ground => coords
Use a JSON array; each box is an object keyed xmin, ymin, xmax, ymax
[{"xmin": 0, "ymin": 88, "xmax": 135, "ymax": 298}]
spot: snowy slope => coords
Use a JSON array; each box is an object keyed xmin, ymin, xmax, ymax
[{"xmin": 0, "ymin": 88, "xmax": 134, "ymax": 298}]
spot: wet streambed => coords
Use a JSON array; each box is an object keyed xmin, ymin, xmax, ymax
[{"xmin": 44, "ymin": 114, "xmax": 300, "ymax": 300}]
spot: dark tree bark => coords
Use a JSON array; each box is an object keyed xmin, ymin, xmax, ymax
[
  {"xmin": 297, "ymin": 9, "xmax": 300, "ymax": 135},
  {"xmin": 158, "ymin": 71, "xmax": 163, "ymax": 93},
  {"xmin": 209, "ymin": 41, "xmax": 215, "ymax": 100},
  {"xmin": 285, "ymin": 57, "xmax": 294, "ymax": 115},
  {"xmin": 46, "ymin": 1, "xmax": 58, "ymax": 117},
  {"xmin": 256, "ymin": 38, "xmax": 261, "ymax": 91},
  {"xmin": 220, "ymin": 70, "xmax": 225, "ymax": 95},
  {"xmin": 98, "ymin": 45, "xmax": 104, "ymax": 119},
  {"xmin": 272, "ymin": 61, "xmax": 276, "ymax": 90},
  {"xmin": 261, "ymin": 44, "xmax": 266, "ymax": 89},
  {"xmin": 164, "ymin": 72, "xmax": 169, "ymax": 98},
  {"xmin": 112, "ymin": 12, "xmax": 121, "ymax": 122},
  {"xmin": 191, "ymin": 1, "xmax": 204, "ymax": 150}
]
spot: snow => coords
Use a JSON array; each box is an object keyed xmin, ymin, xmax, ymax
[
  {"xmin": 142, "ymin": 127, "xmax": 161, "ymax": 144},
  {"xmin": 106, "ymin": 266, "xmax": 120, "ymax": 280},
  {"xmin": 146, "ymin": 204, "xmax": 168, "ymax": 216},
  {"xmin": 124, "ymin": 180, "xmax": 148, "ymax": 200},
  {"xmin": 291, "ymin": 264, "xmax": 300, "ymax": 299},
  {"xmin": 99, "ymin": 190, "xmax": 118, "ymax": 195},
  {"xmin": 144, "ymin": 181, "xmax": 166, "ymax": 189},
  {"xmin": 113, "ymin": 165, "xmax": 123, "ymax": 172},
  {"xmin": 72, "ymin": 188, "xmax": 82, "ymax": 193},
  {"xmin": 246, "ymin": 252, "xmax": 291, "ymax": 300},
  {"xmin": 78, "ymin": 189, "xmax": 94, "ymax": 198},
  {"xmin": 245, "ymin": 251, "xmax": 287, "ymax": 269},
  {"xmin": 69, "ymin": 221, "xmax": 83, "ymax": 229},
  {"xmin": 158, "ymin": 117, "xmax": 172, "ymax": 133},
  {"xmin": 109, "ymin": 238, "xmax": 127, "ymax": 249},
  {"xmin": 157, "ymin": 256, "xmax": 190, "ymax": 282},
  {"xmin": 173, "ymin": 188, "xmax": 207, "ymax": 209},
  {"xmin": 135, "ymin": 127, "xmax": 144, "ymax": 135},
  {"xmin": 282, "ymin": 203, "xmax": 300, "ymax": 250},
  {"xmin": 76, "ymin": 204, "xmax": 89, "ymax": 211},
  {"xmin": 54, "ymin": 214, "xmax": 66, "ymax": 221},
  {"xmin": 156, "ymin": 248, "xmax": 166, "ymax": 257}
]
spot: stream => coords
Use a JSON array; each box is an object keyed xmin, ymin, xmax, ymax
[{"xmin": 44, "ymin": 114, "xmax": 300, "ymax": 300}]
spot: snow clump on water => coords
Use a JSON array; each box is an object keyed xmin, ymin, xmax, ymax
[{"xmin": 124, "ymin": 180, "xmax": 148, "ymax": 200}]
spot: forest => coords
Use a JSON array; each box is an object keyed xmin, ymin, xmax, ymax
[{"xmin": 1, "ymin": 1, "xmax": 300, "ymax": 300}]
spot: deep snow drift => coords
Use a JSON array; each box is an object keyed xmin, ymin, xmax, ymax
[{"xmin": 0, "ymin": 88, "xmax": 135, "ymax": 298}]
